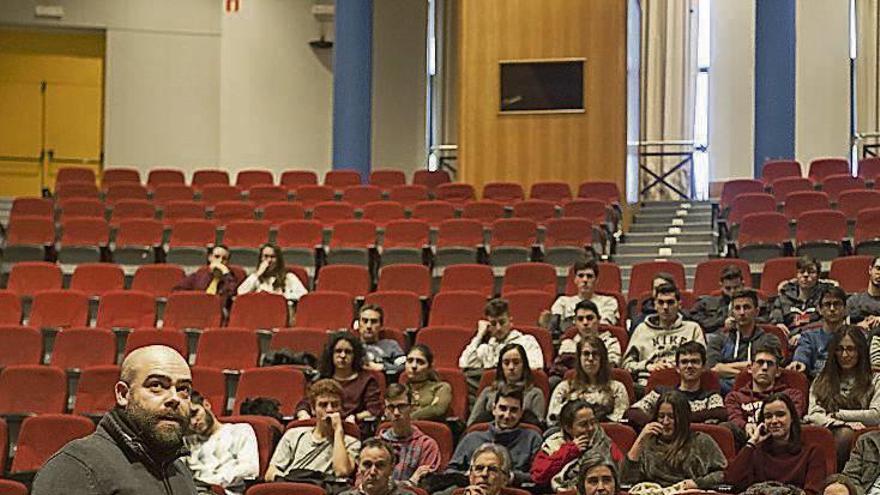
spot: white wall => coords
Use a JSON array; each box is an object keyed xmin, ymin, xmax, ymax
[
  {"xmin": 795, "ymin": 0, "xmax": 851, "ymax": 166},
  {"xmin": 708, "ymin": 0, "xmax": 755, "ymax": 181}
]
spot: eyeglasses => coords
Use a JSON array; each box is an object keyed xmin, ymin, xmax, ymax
[
  {"xmin": 581, "ymin": 351, "xmax": 600, "ymax": 359},
  {"xmin": 385, "ymin": 402, "xmax": 411, "ymax": 412},
  {"xmin": 835, "ymin": 345, "xmax": 858, "ymax": 355},
  {"xmin": 470, "ymin": 464, "xmax": 503, "ymax": 475}
]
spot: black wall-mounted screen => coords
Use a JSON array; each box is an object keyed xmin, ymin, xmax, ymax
[{"xmin": 499, "ymin": 59, "xmax": 584, "ymax": 113}]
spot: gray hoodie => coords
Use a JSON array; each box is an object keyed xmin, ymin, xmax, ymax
[{"xmin": 622, "ymin": 313, "xmax": 706, "ymax": 386}]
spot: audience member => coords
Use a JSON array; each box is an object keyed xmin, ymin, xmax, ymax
[
  {"xmin": 724, "ymin": 393, "xmax": 826, "ymax": 495},
  {"xmin": 236, "ymin": 243, "xmax": 307, "ymax": 302},
  {"xmin": 458, "ymin": 443, "xmax": 514, "ymax": 495},
  {"xmin": 628, "ymin": 272, "xmax": 678, "ymax": 332},
  {"xmin": 821, "ymin": 474, "xmax": 859, "ymax": 495},
  {"xmin": 469, "ymin": 343, "xmax": 546, "ymax": 427},
  {"xmin": 623, "ymin": 283, "xmax": 706, "ymax": 389},
  {"xmin": 841, "ymin": 429, "xmax": 880, "ymax": 493},
  {"xmin": 846, "ymin": 255, "xmax": 880, "ymax": 328},
  {"xmin": 339, "ymin": 438, "xmax": 411, "ymax": 495},
  {"xmin": 550, "ymin": 300, "xmax": 622, "ymax": 387},
  {"xmin": 267, "ymin": 379, "xmax": 360, "ymax": 481},
  {"xmin": 540, "ymin": 260, "xmax": 620, "ymax": 334},
  {"xmin": 378, "ymin": 384, "xmax": 441, "ymax": 486},
  {"xmin": 620, "ymin": 390, "xmax": 727, "ymax": 490},
  {"xmin": 789, "ymin": 286, "xmax": 849, "ymax": 377},
  {"xmin": 769, "ymin": 256, "xmax": 836, "ymax": 336},
  {"xmin": 531, "ymin": 400, "xmax": 623, "ymax": 491},
  {"xmin": 626, "ymin": 341, "xmax": 726, "ymax": 429},
  {"xmin": 184, "ymin": 390, "xmax": 259, "ymax": 495},
  {"xmin": 689, "ymin": 264, "xmax": 748, "ymax": 334},
  {"xmin": 355, "ymin": 304, "xmax": 406, "ymax": 375},
  {"xmin": 548, "ymin": 337, "xmax": 629, "ymax": 425},
  {"xmin": 577, "ymin": 453, "xmax": 620, "ymax": 495},
  {"xmin": 402, "ymin": 344, "xmax": 452, "ymax": 422},
  {"xmin": 173, "ymin": 244, "xmax": 242, "ymax": 309}
]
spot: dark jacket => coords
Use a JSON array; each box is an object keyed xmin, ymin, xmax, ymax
[
  {"xmin": 769, "ymin": 280, "xmax": 835, "ymax": 331},
  {"xmin": 173, "ymin": 266, "xmax": 240, "ymax": 309},
  {"xmin": 32, "ymin": 408, "xmax": 197, "ymax": 495},
  {"xmin": 842, "ymin": 430, "xmax": 880, "ymax": 494},
  {"xmin": 688, "ymin": 294, "xmax": 770, "ymax": 334},
  {"xmin": 706, "ymin": 326, "xmax": 781, "ymax": 369}
]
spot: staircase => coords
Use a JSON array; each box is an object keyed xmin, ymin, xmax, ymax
[{"xmin": 615, "ymin": 200, "xmax": 717, "ymax": 294}]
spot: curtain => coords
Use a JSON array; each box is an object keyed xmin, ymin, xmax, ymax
[
  {"xmin": 640, "ymin": 0, "xmax": 699, "ymax": 200},
  {"xmin": 857, "ymin": 0, "xmax": 880, "ymax": 144}
]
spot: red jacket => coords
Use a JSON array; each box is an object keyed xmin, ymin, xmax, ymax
[
  {"xmin": 530, "ymin": 433, "xmax": 623, "ymax": 486},
  {"xmin": 724, "ymin": 382, "xmax": 805, "ymax": 429}
]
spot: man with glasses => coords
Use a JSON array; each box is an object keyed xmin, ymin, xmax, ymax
[
  {"xmin": 626, "ymin": 341, "xmax": 727, "ymax": 428},
  {"xmin": 707, "ymin": 289, "xmax": 781, "ymax": 393},
  {"xmin": 847, "ymin": 256, "xmax": 880, "ymax": 329},
  {"xmin": 550, "ymin": 300, "xmax": 622, "ymax": 387},
  {"xmin": 340, "ymin": 438, "xmax": 408, "ymax": 495},
  {"xmin": 461, "ymin": 444, "xmax": 514, "ymax": 495},
  {"xmin": 787, "ymin": 286, "xmax": 848, "ymax": 377},
  {"xmin": 540, "ymin": 260, "xmax": 620, "ymax": 336},
  {"xmin": 769, "ymin": 255, "xmax": 835, "ymax": 336},
  {"xmin": 378, "ymin": 384, "xmax": 441, "ymax": 486},
  {"xmin": 355, "ymin": 305, "xmax": 406, "ymax": 375},
  {"xmin": 722, "ymin": 343, "xmax": 806, "ymax": 448},
  {"xmin": 623, "ymin": 283, "xmax": 706, "ymax": 390}
]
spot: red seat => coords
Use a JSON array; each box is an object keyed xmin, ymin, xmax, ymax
[
  {"xmin": 196, "ymin": 328, "xmax": 260, "ymax": 370},
  {"xmin": 762, "ymin": 159, "xmax": 802, "ymax": 185},
  {"xmin": 502, "ymin": 262, "xmax": 556, "ymax": 295},
  {"xmin": 162, "ymin": 200, "xmax": 206, "ymax": 221},
  {"xmin": 378, "ymin": 420, "xmax": 454, "ymax": 469},
  {"xmin": 0, "ymin": 326, "xmax": 41, "ymax": 366},
  {"xmin": 601, "ymin": 422, "xmax": 636, "ymax": 451},
  {"xmin": 276, "ymin": 220, "xmax": 323, "ymax": 248},
  {"xmin": 802, "ymin": 425, "xmax": 838, "ymax": 474},
  {"xmin": 692, "ymin": 423, "xmax": 736, "ymax": 461},
  {"xmin": 728, "ymin": 193, "xmax": 777, "ymax": 227},
  {"xmin": 73, "ymin": 364, "xmax": 122, "ymax": 415},
  {"xmin": 829, "ymin": 255, "xmax": 873, "ymax": 293},
  {"xmin": 236, "ymin": 169, "xmax": 274, "ymax": 189},
  {"xmin": 733, "ymin": 369, "xmax": 808, "ymax": 410},
  {"xmin": 489, "ymin": 218, "xmax": 538, "ymax": 265},
  {"xmin": 563, "ymin": 264, "xmax": 624, "ymax": 296},
  {"xmin": 369, "ymin": 169, "xmax": 407, "ymax": 189},
  {"xmin": 124, "ymin": 328, "xmax": 188, "ymax": 357},
  {"xmin": 627, "ymin": 260, "xmax": 686, "ymax": 303},
  {"xmin": 435, "ymin": 183, "xmax": 476, "ymax": 204},
  {"xmin": 56, "ymin": 167, "xmax": 96, "ymax": 185},
  {"xmin": 719, "ymin": 179, "xmax": 765, "ymax": 213},
  {"xmin": 246, "ymin": 483, "xmax": 326, "ymax": 495},
  {"xmin": 102, "ymin": 167, "xmax": 141, "ymax": 188},
  {"xmin": 114, "ymin": 219, "xmax": 164, "ymax": 264},
  {"xmin": 820, "ymin": 173, "xmax": 865, "ymax": 202},
  {"xmin": 316, "ymin": 264, "xmax": 371, "ymax": 299},
  {"xmin": 234, "ymin": 366, "xmax": 307, "ymax": 416},
  {"xmin": 377, "ymin": 264, "xmax": 431, "ymax": 298},
  {"xmin": 839, "ymin": 190, "xmax": 880, "ymax": 220},
  {"xmin": 759, "ymin": 257, "xmax": 798, "ymax": 295},
  {"xmin": 153, "ymin": 184, "xmax": 195, "ymax": 203},
  {"xmin": 202, "ymin": 186, "xmax": 243, "ymax": 207},
  {"xmin": 294, "ymin": 184, "xmax": 335, "ymax": 209},
  {"xmin": 10, "ymin": 197, "xmax": 53, "ymax": 221},
  {"xmin": 163, "ymin": 292, "xmax": 223, "ymax": 329},
  {"xmin": 783, "ymin": 191, "xmax": 830, "ymax": 221},
  {"xmin": 247, "ymin": 185, "xmax": 287, "ymax": 206},
  {"xmin": 413, "ymin": 170, "xmax": 451, "ymax": 191},
  {"xmin": 476, "ymin": 369, "xmax": 551, "ymax": 407},
  {"xmin": 439, "ymin": 264, "xmax": 494, "ymax": 297},
  {"xmin": 809, "ymin": 158, "xmax": 850, "ymax": 183},
  {"xmin": 380, "ymin": 219, "xmax": 429, "ymax": 266},
  {"xmin": 55, "ymin": 181, "xmax": 99, "ymax": 200},
  {"xmin": 105, "ymin": 183, "xmax": 149, "ymax": 205},
  {"xmin": 296, "ymin": 291, "xmax": 353, "ymax": 330},
  {"xmin": 414, "ymin": 326, "xmax": 474, "ymax": 370},
  {"xmin": 229, "ymin": 292, "xmax": 289, "ymax": 329},
  {"xmin": 770, "ymin": 176, "xmax": 812, "ymax": 205},
  {"xmin": 561, "ymin": 199, "xmax": 608, "ymax": 225},
  {"xmin": 513, "ymin": 199, "xmax": 557, "ymax": 224},
  {"xmin": 412, "ymin": 200, "xmax": 457, "ymax": 227},
  {"xmin": 4, "ymin": 216, "xmax": 55, "ymax": 263},
  {"xmin": 577, "ymin": 181, "xmax": 622, "ymax": 206},
  {"xmin": 95, "ymin": 290, "xmax": 156, "ymax": 329},
  {"xmin": 272, "ymin": 327, "xmax": 329, "ymax": 358},
  {"xmin": 168, "ymin": 219, "xmax": 217, "ymax": 248},
  {"xmin": 341, "ymin": 185, "xmax": 382, "ymax": 207},
  {"xmin": 364, "ymin": 290, "xmax": 422, "ymax": 331},
  {"xmin": 435, "ymin": 219, "xmax": 484, "ymax": 265},
  {"xmin": 325, "ymin": 170, "xmax": 362, "ymax": 189},
  {"xmin": 0, "ymin": 292, "xmax": 22, "ymax": 326},
  {"xmin": 482, "ymin": 182, "xmax": 524, "ymax": 205},
  {"xmin": 148, "ymin": 168, "xmax": 186, "ymax": 187},
  {"xmin": 192, "ymin": 169, "xmax": 230, "ymax": 189},
  {"xmin": 428, "ymin": 290, "xmax": 485, "ymax": 328},
  {"xmin": 645, "ymin": 368, "xmax": 721, "ymax": 393},
  {"xmin": 51, "ymin": 328, "xmax": 116, "ymax": 369},
  {"xmin": 70, "ymin": 263, "xmax": 125, "ymax": 297},
  {"xmin": 544, "ymin": 218, "xmax": 594, "ymax": 267},
  {"xmin": 6, "ymin": 262, "xmax": 62, "ymax": 298},
  {"xmin": 280, "ymin": 170, "xmax": 318, "ymax": 191},
  {"xmin": 388, "ymin": 184, "xmax": 429, "ymax": 209},
  {"xmin": 737, "ymin": 212, "xmax": 791, "ymax": 262},
  {"xmin": 131, "ymin": 264, "xmax": 186, "ymax": 298},
  {"xmin": 312, "ymin": 201, "xmax": 355, "ymax": 225},
  {"xmin": 220, "ymin": 415, "xmax": 282, "ymax": 477},
  {"xmin": 530, "ymin": 182, "xmax": 572, "ymax": 203},
  {"xmin": 213, "ymin": 201, "xmax": 256, "ymax": 223},
  {"xmin": 0, "ymin": 365, "xmax": 67, "ymax": 414},
  {"xmin": 504, "ymin": 291, "xmax": 556, "ymax": 329},
  {"xmin": 795, "ymin": 210, "xmax": 846, "ymax": 258},
  {"xmin": 29, "ymin": 290, "xmax": 90, "ymax": 329},
  {"xmin": 191, "ymin": 366, "xmax": 228, "ymax": 415},
  {"xmin": 362, "ymin": 201, "xmax": 406, "ymax": 227},
  {"xmin": 224, "ymin": 220, "xmax": 271, "ymax": 248},
  {"xmin": 10, "ymin": 414, "xmax": 95, "ymax": 473},
  {"xmin": 860, "ymin": 157, "xmax": 880, "ymax": 182},
  {"xmin": 261, "ymin": 201, "xmax": 306, "ymax": 224},
  {"xmin": 855, "ymin": 207, "xmax": 880, "ymax": 254},
  {"xmin": 0, "ymin": 480, "xmax": 27, "ymax": 495},
  {"xmin": 462, "ymin": 200, "xmax": 506, "ymax": 226},
  {"xmin": 58, "ymin": 217, "xmax": 109, "ymax": 263},
  {"xmin": 692, "ymin": 259, "xmax": 752, "ymax": 297},
  {"xmin": 326, "ymin": 220, "xmax": 376, "ymax": 265}
]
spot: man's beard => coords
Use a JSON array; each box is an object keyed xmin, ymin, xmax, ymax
[{"xmin": 123, "ymin": 400, "xmax": 187, "ymax": 458}]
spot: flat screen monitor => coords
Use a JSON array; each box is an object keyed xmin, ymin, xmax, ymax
[{"xmin": 499, "ymin": 58, "xmax": 585, "ymax": 113}]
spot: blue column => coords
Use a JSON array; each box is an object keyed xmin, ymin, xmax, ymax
[
  {"xmin": 754, "ymin": 0, "xmax": 797, "ymax": 176},
  {"xmin": 332, "ymin": 0, "xmax": 373, "ymax": 178}
]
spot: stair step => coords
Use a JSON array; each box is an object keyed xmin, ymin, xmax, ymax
[
  {"xmin": 623, "ymin": 232, "xmax": 716, "ymax": 244},
  {"xmin": 613, "ymin": 253, "xmax": 711, "ymax": 266},
  {"xmin": 634, "ymin": 212, "xmax": 713, "ymax": 223},
  {"xmin": 629, "ymin": 221, "xmax": 713, "ymax": 233},
  {"xmin": 616, "ymin": 242, "xmax": 713, "ymax": 255},
  {"xmin": 639, "ymin": 205, "xmax": 713, "ymax": 215}
]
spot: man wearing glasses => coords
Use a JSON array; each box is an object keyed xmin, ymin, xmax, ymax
[
  {"xmin": 460, "ymin": 444, "xmax": 514, "ymax": 495},
  {"xmin": 540, "ymin": 260, "xmax": 620, "ymax": 336},
  {"xmin": 378, "ymin": 384, "xmax": 441, "ymax": 486},
  {"xmin": 340, "ymin": 439, "xmax": 408, "ymax": 495},
  {"xmin": 788, "ymin": 286, "xmax": 848, "ymax": 378},
  {"xmin": 550, "ymin": 300, "xmax": 622, "ymax": 388},
  {"xmin": 769, "ymin": 255, "xmax": 835, "ymax": 336}
]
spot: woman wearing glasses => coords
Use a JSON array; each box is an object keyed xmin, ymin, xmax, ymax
[
  {"xmin": 295, "ymin": 332, "xmax": 383, "ymax": 423},
  {"xmin": 805, "ymin": 326, "xmax": 880, "ymax": 469},
  {"xmin": 467, "ymin": 343, "xmax": 546, "ymax": 426},
  {"xmin": 547, "ymin": 336, "xmax": 629, "ymax": 426},
  {"xmin": 549, "ymin": 300, "xmax": 622, "ymax": 389}
]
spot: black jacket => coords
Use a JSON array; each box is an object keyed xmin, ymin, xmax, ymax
[
  {"xmin": 32, "ymin": 408, "xmax": 197, "ymax": 495},
  {"xmin": 769, "ymin": 280, "xmax": 835, "ymax": 331}
]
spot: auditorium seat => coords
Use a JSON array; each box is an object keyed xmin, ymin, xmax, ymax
[
  {"xmin": 102, "ymin": 167, "xmax": 141, "ymax": 188},
  {"xmin": 246, "ymin": 483, "xmax": 326, "ymax": 495},
  {"xmin": 70, "ymin": 263, "xmax": 125, "ymax": 298},
  {"xmin": 247, "ymin": 185, "xmax": 287, "ymax": 207},
  {"xmin": 795, "ymin": 210, "xmax": 847, "ymax": 260},
  {"xmin": 544, "ymin": 218, "xmax": 594, "ymax": 268},
  {"xmin": 0, "ymin": 326, "xmax": 41, "ymax": 366},
  {"xmin": 223, "ymin": 220, "xmax": 271, "ymax": 265},
  {"xmin": 855, "ymin": 207, "xmax": 880, "ymax": 255},
  {"xmin": 261, "ymin": 201, "xmax": 306, "ymax": 224},
  {"xmin": 105, "ymin": 183, "xmax": 149, "ymax": 205},
  {"xmin": 482, "ymin": 182, "xmax": 524, "ymax": 205},
  {"xmin": 728, "ymin": 193, "xmax": 777, "ymax": 229},
  {"xmin": 213, "ymin": 200, "xmax": 256, "ymax": 223},
  {"xmin": 153, "ymin": 184, "xmax": 194, "ymax": 204},
  {"xmin": 3, "ymin": 216, "xmax": 55, "ymax": 266},
  {"xmin": 435, "ymin": 183, "xmax": 476, "ymax": 204},
  {"xmin": 783, "ymin": 191, "xmax": 830, "ymax": 221},
  {"xmin": 236, "ymin": 169, "xmax": 274, "ymax": 189},
  {"xmin": 462, "ymin": 200, "xmax": 506, "ymax": 227},
  {"xmin": 601, "ymin": 422, "xmax": 637, "ymax": 452},
  {"xmin": 312, "ymin": 201, "xmax": 355, "ymax": 226},
  {"xmin": 109, "ymin": 200, "xmax": 156, "ymax": 227},
  {"xmin": 325, "ymin": 220, "xmax": 376, "ymax": 266},
  {"xmin": 162, "ymin": 292, "xmax": 223, "ymax": 330},
  {"xmin": 324, "ymin": 170, "xmax": 362, "ymax": 190},
  {"xmin": 295, "ymin": 291, "xmax": 354, "ymax": 330},
  {"xmin": 759, "ymin": 257, "xmax": 798, "ymax": 296},
  {"xmin": 275, "ymin": 220, "xmax": 323, "ymax": 272},
  {"xmin": 57, "ymin": 197, "xmax": 104, "ymax": 220},
  {"xmin": 770, "ymin": 176, "xmax": 813, "ymax": 205},
  {"xmin": 51, "ymin": 327, "xmax": 116, "ymax": 370},
  {"xmin": 95, "ymin": 290, "xmax": 156, "ymax": 329},
  {"xmin": 627, "ymin": 261, "xmax": 686, "ymax": 303},
  {"xmin": 838, "ymin": 189, "xmax": 880, "ymax": 221},
  {"xmin": 228, "ymin": 292, "xmax": 289, "ymax": 329},
  {"xmin": 131, "ymin": 264, "xmax": 186, "ymax": 298},
  {"xmin": 428, "ymin": 290, "xmax": 485, "ymax": 328},
  {"xmin": 530, "ymin": 181, "xmax": 572, "ymax": 203},
  {"xmin": 219, "ymin": 415, "xmax": 282, "ymax": 476},
  {"xmin": 369, "ymin": 169, "xmax": 407, "ymax": 190},
  {"xmin": 859, "ymin": 156, "xmax": 880, "ymax": 183},
  {"xmin": 316, "ymin": 264, "xmax": 371, "ymax": 300},
  {"xmin": 191, "ymin": 366, "xmax": 228, "ymax": 415},
  {"xmin": 415, "ymin": 326, "xmax": 474, "ymax": 369},
  {"xmin": 762, "ymin": 159, "xmax": 802, "ymax": 185},
  {"xmin": 692, "ymin": 259, "xmax": 752, "ymax": 297},
  {"xmin": 379, "ymin": 220, "xmax": 429, "ymax": 266},
  {"xmin": 192, "ymin": 169, "xmax": 230, "ymax": 189},
  {"xmin": 413, "ymin": 169, "xmax": 451, "ymax": 192},
  {"xmin": 364, "ymin": 290, "xmax": 423, "ymax": 331},
  {"xmin": 0, "ymin": 292, "xmax": 22, "ymax": 326},
  {"xmin": 10, "ymin": 414, "xmax": 95, "ymax": 473},
  {"xmin": 820, "ymin": 173, "xmax": 865, "ymax": 202},
  {"xmin": 362, "ymin": 201, "xmax": 406, "ymax": 227},
  {"xmin": 292, "ymin": 185, "xmax": 335, "ymax": 210},
  {"xmin": 439, "ymin": 264, "xmax": 494, "ymax": 297},
  {"xmin": 388, "ymin": 184, "xmax": 429, "ymax": 210},
  {"xmin": 114, "ymin": 219, "xmax": 164, "ymax": 268},
  {"xmin": 56, "ymin": 167, "xmax": 96, "ymax": 185},
  {"xmin": 162, "ymin": 199, "xmax": 206, "ymax": 222},
  {"xmin": 233, "ymin": 366, "xmax": 307, "ymax": 416},
  {"xmin": 502, "ymin": 262, "xmax": 557, "ymax": 295},
  {"xmin": 166, "ymin": 219, "xmax": 218, "ymax": 269},
  {"xmin": 341, "ymin": 184, "xmax": 382, "ymax": 207},
  {"xmin": 412, "ymin": 200, "xmax": 457, "ymax": 228},
  {"xmin": 512, "ymin": 199, "xmax": 557, "ymax": 225},
  {"xmin": 808, "ymin": 157, "xmax": 850, "ymax": 184},
  {"xmin": 577, "ymin": 181, "xmax": 622, "ymax": 206},
  {"xmin": 195, "ymin": 328, "xmax": 260, "ymax": 370},
  {"xmin": 73, "ymin": 365, "xmax": 121, "ymax": 416},
  {"xmin": 477, "ymin": 368, "xmax": 551, "ymax": 406},
  {"xmin": 6, "ymin": 261, "xmax": 62, "ymax": 298},
  {"xmin": 505, "ymin": 291, "xmax": 555, "ymax": 329},
  {"xmin": 0, "ymin": 365, "xmax": 67, "ymax": 414},
  {"xmin": 829, "ymin": 255, "xmax": 873, "ymax": 293},
  {"xmin": 58, "ymin": 217, "xmax": 109, "ymax": 268},
  {"xmin": 435, "ymin": 219, "xmax": 484, "ymax": 267},
  {"xmin": 561, "ymin": 198, "xmax": 608, "ymax": 225},
  {"xmin": 201, "ymin": 185, "xmax": 244, "ymax": 207},
  {"xmin": 55, "ymin": 181, "xmax": 100, "ymax": 200},
  {"xmin": 377, "ymin": 264, "xmax": 431, "ymax": 298},
  {"xmin": 736, "ymin": 212, "xmax": 791, "ymax": 263},
  {"xmin": 488, "ymin": 218, "xmax": 538, "ymax": 266},
  {"xmin": 280, "ymin": 170, "xmax": 318, "ymax": 191},
  {"xmin": 0, "ymin": 480, "xmax": 27, "ymax": 495},
  {"xmin": 718, "ymin": 179, "xmax": 765, "ymax": 214},
  {"xmin": 10, "ymin": 197, "xmax": 53, "ymax": 221},
  {"xmin": 271, "ymin": 327, "xmax": 329, "ymax": 358},
  {"xmin": 148, "ymin": 169, "xmax": 186, "ymax": 188},
  {"xmin": 124, "ymin": 328, "xmax": 188, "ymax": 357}
]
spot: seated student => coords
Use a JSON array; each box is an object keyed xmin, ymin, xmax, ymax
[
  {"xmin": 620, "ymin": 390, "xmax": 727, "ymax": 491},
  {"xmin": 174, "ymin": 244, "xmax": 242, "ymax": 309},
  {"xmin": 708, "ymin": 288, "xmax": 781, "ymax": 393},
  {"xmin": 378, "ymin": 384, "xmax": 441, "ymax": 486},
  {"xmin": 622, "ymin": 283, "xmax": 706, "ymax": 390},
  {"xmin": 769, "ymin": 255, "xmax": 836, "ymax": 337},
  {"xmin": 805, "ymin": 326, "xmax": 880, "ymax": 469},
  {"xmin": 628, "ymin": 272, "xmax": 678, "ymax": 332},
  {"xmin": 459, "ymin": 298, "xmax": 544, "ymax": 372},
  {"xmin": 459, "ymin": 444, "xmax": 515, "ymax": 495},
  {"xmin": 236, "ymin": 243, "xmax": 308, "ymax": 302},
  {"xmin": 547, "ymin": 336, "xmax": 629, "ymax": 426},
  {"xmin": 355, "ymin": 304, "xmax": 405, "ymax": 375},
  {"xmin": 448, "ymin": 385, "xmax": 543, "ymax": 485},
  {"xmin": 724, "ymin": 393, "xmax": 827, "ymax": 495},
  {"xmin": 295, "ymin": 332, "xmax": 383, "ymax": 423},
  {"xmin": 625, "ymin": 341, "xmax": 726, "ymax": 429},
  {"xmin": 468, "ymin": 343, "xmax": 546, "ymax": 427},
  {"xmin": 577, "ymin": 453, "xmax": 621, "ymax": 495},
  {"xmin": 788, "ymin": 286, "xmax": 848, "ymax": 378},
  {"xmin": 401, "ymin": 344, "xmax": 452, "ymax": 422},
  {"xmin": 550, "ymin": 300, "xmax": 622, "ymax": 387},
  {"xmin": 184, "ymin": 390, "xmax": 259, "ymax": 495},
  {"xmin": 841, "ymin": 429, "xmax": 880, "ymax": 494},
  {"xmin": 689, "ymin": 264, "xmax": 748, "ymax": 334},
  {"xmin": 723, "ymin": 343, "xmax": 806, "ymax": 448},
  {"xmin": 531, "ymin": 400, "xmax": 623, "ymax": 491},
  {"xmin": 340, "ymin": 438, "xmax": 409, "ymax": 495},
  {"xmin": 540, "ymin": 260, "xmax": 620, "ymax": 334},
  {"xmin": 266, "ymin": 379, "xmax": 360, "ymax": 481},
  {"xmin": 847, "ymin": 255, "xmax": 880, "ymax": 328}
]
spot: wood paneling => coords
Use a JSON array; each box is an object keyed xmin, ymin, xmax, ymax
[{"xmin": 458, "ymin": 0, "xmax": 627, "ymax": 194}]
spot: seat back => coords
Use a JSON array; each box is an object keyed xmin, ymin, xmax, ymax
[
  {"xmin": 490, "ymin": 218, "xmax": 538, "ymax": 247},
  {"xmin": 73, "ymin": 364, "xmax": 122, "ymax": 415},
  {"xmin": 383, "ymin": 219, "xmax": 429, "ymax": 248},
  {"xmin": 530, "ymin": 181, "xmax": 572, "ymax": 202},
  {"xmin": 762, "ymin": 159, "xmax": 802, "ymax": 184},
  {"xmin": 95, "ymin": 290, "xmax": 157, "ymax": 329},
  {"xmin": 369, "ymin": 169, "xmax": 407, "ymax": 189},
  {"xmin": 70, "ymin": 263, "xmax": 125, "ymax": 297},
  {"xmin": 738, "ymin": 212, "xmax": 790, "ymax": 246},
  {"xmin": 11, "ymin": 414, "xmax": 96, "ymax": 473},
  {"xmin": 829, "ymin": 255, "xmax": 873, "ymax": 293},
  {"xmin": 627, "ymin": 261, "xmax": 686, "ymax": 302},
  {"xmin": 783, "ymin": 191, "xmax": 830, "ymax": 220},
  {"xmin": 52, "ymin": 328, "xmax": 116, "ymax": 369},
  {"xmin": 502, "ymin": 262, "xmax": 556, "ymax": 294},
  {"xmin": 0, "ymin": 365, "xmax": 67, "ymax": 414},
  {"xmin": 439, "ymin": 264, "xmax": 494, "ymax": 297},
  {"xmin": 720, "ymin": 179, "xmax": 765, "ymax": 211},
  {"xmin": 413, "ymin": 170, "xmax": 451, "ymax": 190},
  {"xmin": 809, "ymin": 158, "xmax": 850, "ymax": 182},
  {"xmin": 229, "ymin": 292, "xmax": 289, "ymax": 329},
  {"xmin": 325, "ymin": 170, "xmax": 362, "ymax": 189},
  {"xmin": 482, "ymin": 182, "xmax": 525, "ymax": 204},
  {"xmin": 388, "ymin": 184, "xmax": 429, "ymax": 209},
  {"xmin": 512, "ymin": 199, "xmax": 557, "ymax": 224},
  {"xmin": 377, "ymin": 264, "xmax": 431, "ymax": 298},
  {"xmin": 415, "ymin": 326, "xmax": 475, "ymax": 369},
  {"xmin": 296, "ymin": 291, "xmax": 354, "ymax": 330},
  {"xmin": 196, "ymin": 329, "xmax": 260, "ymax": 370},
  {"xmin": 341, "ymin": 185, "xmax": 382, "ymax": 206},
  {"xmin": 692, "ymin": 259, "xmax": 752, "ymax": 296},
  {"xmin": 316, "ymin": 264, "xmax": 371, "ymax": 299},
  {"xmin": 0, "ymin": 326, "xmax": 41, "ymax": 366},
  {"xmin": 435, "ymin": 183, "xmax": 476, "ymax": 204},
  {"xmin": 364, "ymin": 290, "xmax": 422, "ymax": 331},
  {"xmin": 236, "ymin": 169, "xmax": 274, "ymax": 188},
  {"xmin": 412, "ymin": 200, "xmax": 456, "ymax": 227},
  {"xmin": 577, "ymin": 181, "xmax": 622, "ymax": 205},
  {"xmin": 7, "ymin": 261, "xmax": 62, "ymax": 297},
  {"xmin": 796, "ymin": 209, "xmax": 847, "ymax": 244},
  {"xmin": 30, "ymin": 290, "xmax": 90, "ymax": 329},
  {"xmin": 729, "ymin": 193, "xmax": 777, "ymax": 226},
  {"xmin": 131, "ymin": 264, "xmax": 186, "ymax": 297},
  {"xmin": 234, "ymin": 366, "xmax": 307, "ymax": 416},
  {"xmin": 428, "ymin": 290, "xmax": 486, "ymax": 328},
  {"xmin": 280, "ymin": 170, "xmax": 318, "ymax": 189},
  {"xmin": 124, "ymin": 328, "xmax": 188, "ymax": 357},
  {"xmin": 770, "ymin": 176, "xmax": 812, "ymax": 204}
]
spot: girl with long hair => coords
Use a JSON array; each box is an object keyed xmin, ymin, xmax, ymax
[
  {"xmin": 294, "ymin": 332, "xmax": 382, "ymax": 422},
  {"xmin": 547, "ymin": 336, "xmax": 628, "ymax": 425},
  {"xmin": 725, "ymin": 392, "xmax": 827, "ymax": 495},
  {"xmin": 402, "ymin": 344, "xmax": 452, "ymax": 421},
  {"xmin": 236, "ymin": 243, "xmax": 308, "ymax": 302},
  {"xmin": 806, "ymin": 326, "xmax": 880, "ymax": 468},
  {"xmin": 467, "ymin": 343, "xmax": 546, "ymax": 426},
  {"xmin": 621, "ymin": 390, "xmax": 726, "ymax": 490}
]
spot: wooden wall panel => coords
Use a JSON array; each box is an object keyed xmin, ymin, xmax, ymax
[{"xmin": 458, "ymin": 0, "xmax": 627, "ymax": 195}]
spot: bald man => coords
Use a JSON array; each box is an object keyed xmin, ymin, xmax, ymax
[{"xmin": 33, "ymin": 345, "xmax": 199, "ymax": 495}]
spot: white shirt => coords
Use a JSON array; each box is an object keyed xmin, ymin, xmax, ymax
[
  {"xmin": 458, "ymin": 328, "xmax": 545, "ymax": 369},
  {"xmin": 185, "ymin": 423, "xmax": 259, "ymax": 495},
  {"xmin": 551, "ymin": 293, "xmax": 620, "ymax": 326},
  {"xmin": 237, "ymin": 272, "xmax": 308, "ymax": 302}
]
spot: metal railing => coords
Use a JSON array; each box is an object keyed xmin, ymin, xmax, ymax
[
  {"xmin": 856, "ymin": 131, "xmax": 880, "ymax": 158},
  {"xmin": 428, "ymin": 144, "xmax": 457, "ymax": 178},
  {"xmin": 636, "ymin": 140, "xmax": 705, "ymax": 201}
]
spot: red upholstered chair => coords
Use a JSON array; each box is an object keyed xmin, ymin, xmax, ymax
[
  {"xmin": 10, "ymin": 414, "xmax": 95, "ymax": 473},
  {"xmin": 0, "ymin": 365, "xmax": 67, "ymax": 414}
]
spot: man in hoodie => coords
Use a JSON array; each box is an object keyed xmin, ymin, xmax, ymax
[
  {"xmin": 628, "ymin": 272, "xmax": 678, "ymax": 333},
  {"xmin": 378, "ymin": 384, "xmax": 441, "ymax": 486},
  {"xmin": 447, "ymin": 385, "xmax": 543, "ymax": 485},
  {"xmin": 722, "ymin": 343, "xmax": 806, "ymax": 448},
  {"xmin": 689, "ymin": 265, "xmax": 764, "ymax": 334},
  {"xmin": 769, "ymin": 255, "xmax": 835, "ymax": 337},
  {"xmin": 707, "ymin": 289, "xmax": 782, "ymax": 394},
  {"xmin": 787, "ymin": 286, "xmax": 848, "ymax": 378},
  {"xmin": 356, "ymin": 304, "xmax": 406, "ymax": 375},
  {"xmin": 622, "ymin": 283, "xmax": 706, "ymax": 391},
  {"xmin": 32, "ymin": 345, "xmax": 197, "ymax": 495}
]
